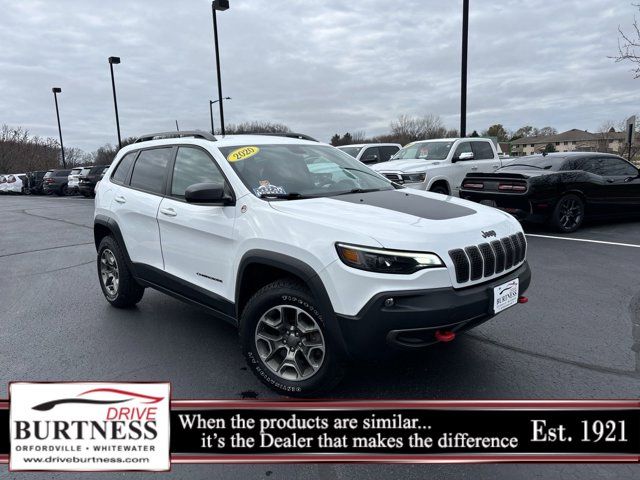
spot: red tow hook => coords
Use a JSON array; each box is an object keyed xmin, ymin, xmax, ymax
[
  {"xmin": 435, "ymin": 330, "xmax": 456, "ymax": 342},
  {"xmin": 518, "ymin": 296, "xmax": 529, "ymax": 304}
]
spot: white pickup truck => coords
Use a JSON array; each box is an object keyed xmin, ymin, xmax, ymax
[{"xmin": 370, "ymin": 138, "xmax": 503, "ymax": 196}]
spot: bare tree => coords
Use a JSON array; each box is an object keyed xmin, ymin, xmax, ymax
[
  {"xmin": 389, "ymin": 114, "xmax": 448, "ymax": 145},
  {"xmin": 224, "ymin": 121, "xmax": 292, "ymax": 135},
  {"xmin": 614, "ymin": 4, "xmax": 640, "ymax": 77}
]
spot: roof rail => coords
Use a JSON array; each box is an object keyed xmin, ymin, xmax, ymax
[
  {"xmin": 244, "ymin": 132, "xmax": 319, "ymax": 142},
  {"xmin": 134, "ymin": 130, "xmax": 216, "ymax": 143}
]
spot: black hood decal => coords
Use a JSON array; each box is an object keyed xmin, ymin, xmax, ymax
[{"xmin": 332, "ymin": 190, "xmax": 476, "ymax": 220}]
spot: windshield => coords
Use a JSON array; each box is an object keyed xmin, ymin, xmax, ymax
[
  {"xmin": 392, "ymin": 141, "xmax": 453, "ymax": 161},
  {"xmin": 218, "ymin": 144, "xmax": 394, "ymax": 199},
  {"xmin": 80, "ymin": 168, "xmax": 91, "ymax": 175},
  {"xmin": 71, "ymin": 168, "xmax": 82, "ymax": 174},
  {"xmin": 338, "ymin": 146, "xmax": 363, "ymax": 158},
  {"xmin": 44, "ymin": 171, "xmax": 54, "ymax": 178}
]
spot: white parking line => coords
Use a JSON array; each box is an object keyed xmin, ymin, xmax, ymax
[{"xmin": 526, "ymin": 233, "xmax": 640, "ymax": 249}]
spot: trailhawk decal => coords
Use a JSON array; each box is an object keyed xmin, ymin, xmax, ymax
[
  {"xmin": 227, "ymin": 146, "xmax": 260, "ymax": 162},
  {"xmin": 333, "ymin": 189, "xmax": 476, "ymax": 220}
]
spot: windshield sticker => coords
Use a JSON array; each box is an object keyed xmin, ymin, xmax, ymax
[
  {"xmin": 227, "ymin": 146, "xmax": 260, "ymax": 162},
  {"xmin": 254, "ymin": 182, "xmax": 286, "ymax": 196}
]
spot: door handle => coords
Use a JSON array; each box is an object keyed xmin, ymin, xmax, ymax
[
  {"xmin": 160, "ymin": 207, "xmax": 177, "ymax": 217},
  {"xmin": 492, "ymin": 164, "xmax": 499, "ymax": 169},
  {"xmin": 114, "ymin": 195, "xmax": 126, "ymax": 204}
]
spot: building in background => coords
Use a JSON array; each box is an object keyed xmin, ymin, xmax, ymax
[{"xmin": 510, "ymin": 128, "xmax": 632, "ymax": 157}]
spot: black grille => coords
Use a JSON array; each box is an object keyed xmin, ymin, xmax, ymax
[
  {"xmin": 449, "ymin": 249, "xmax": 470, "ymax": 283},
  {"xmin": 465, "ymin": 246, "xmax": 483, "ymax": 281},
  {"xmin": 449, "ymin": 234, "xmax": 526, "ymax": 285}
]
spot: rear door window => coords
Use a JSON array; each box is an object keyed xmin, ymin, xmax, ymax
[
  {"xmin": 471, "ymin": 141, "xmax": 494, "ymax": 160},
  {"xmin": 111, "ymin": 152, "xmax": 137, "ymax": 184},
  {"xmin": 129, "ymin": 148, "xmax": 172, "ymax": 194}
]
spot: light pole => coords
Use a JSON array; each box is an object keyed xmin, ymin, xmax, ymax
[
  {"xmin": 460, "ymin": 0, "xmax": 469, "ymax": 138},
  {"xmin": 108, "ymin": 56, "xmax": 122, "ymax": 148},
  {"xmin": 51, "ymin": 87, "xmax": 66, "ymax": 168},
  {"xmin": 211, "ymin": 0, "xmax": 229, "ymax": 135},
  {"xmin": 209, "ymin": 97, "xmax": 231, "ymax": 134}
]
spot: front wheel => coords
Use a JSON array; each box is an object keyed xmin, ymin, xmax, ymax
[
  {"xmin": 97, "ymin": 236, "xmax": 145, "ymax": 308},
  {"xmin": 240, "ymin": 280, "xmax": 344, "ymax": 397},
  {"xmin": 429, "ymin": 185, "xmax": 448, "ymax": 195},
  {"xmin": 550, "ymin": 194, "xmax": 584, "ymax": 233}
]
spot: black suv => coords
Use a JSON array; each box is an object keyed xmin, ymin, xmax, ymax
[
  {"xmin": 42, "ymin": 169, "xmax": 72, "ymax": 196},
  {"xmin": 78, "ymin": 165, "xmax": 109, "ymax": 197},
  {"xmin": 24, "ymin": 171, "xmax": 48, "ymax": 195}
]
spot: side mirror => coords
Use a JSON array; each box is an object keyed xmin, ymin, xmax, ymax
[
  {"xmin": 454, "ymin": 151, "xmax": 474, "ymax": 162},
  {"xmin": 185, "ymin": 182, "xmax": 233, "ymax": 205}
]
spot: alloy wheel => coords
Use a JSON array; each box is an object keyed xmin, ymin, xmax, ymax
[
  {"xmin": 254, "ymin": 305, "xmax": 325, "ymax": 381},
  {"xmin": 100, "ymin": 249, "xmax": 120, "ymax": 298},
  {"xmin": 558, "ymin": 197, "xmax": 583, "ymax": 230}
]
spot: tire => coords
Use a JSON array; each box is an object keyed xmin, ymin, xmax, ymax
[
  {"xmin": 240, "ymin": 279, "xmax": 345, "ymax": 397},
  {"xmin": 550, "ymin": 194, "xmax": 584, "ymax": 233},
  {"xmin": 97, "ymin": 236, "xmax": 145, "ymax": 308},
  {"xmin": 81, "ymin": 192, "xmax": 90, "ymax": 198},
  {"xmin": 430, "ymin": 184, "xmax": 448, "ymax": 195},
  {"xmin": 57, "ymin": 184, "xmax": 68, "ymax": 196}
]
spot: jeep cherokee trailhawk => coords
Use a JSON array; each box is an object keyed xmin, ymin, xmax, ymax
[{"xmin": 94, "ymin": 131, "xmax": 531, "ymax": 396}]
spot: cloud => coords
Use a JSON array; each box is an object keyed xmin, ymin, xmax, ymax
[{"xmin": 0, "ymin": 0, "xmax": 638, "ymax": 152}]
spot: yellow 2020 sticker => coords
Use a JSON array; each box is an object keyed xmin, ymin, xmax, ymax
[{"xmin": 227, "ymin": 146, "xmax": 260, "ymax": 162}]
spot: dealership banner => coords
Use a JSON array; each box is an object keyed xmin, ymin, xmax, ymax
[{"xmin": 0, "ymin": 383, "xmax": 639, "ymax": 471}]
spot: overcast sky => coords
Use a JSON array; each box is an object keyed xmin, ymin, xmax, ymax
[{"xmin": 1, "ymin": 0, "xmax": 638, "ymax": 152}]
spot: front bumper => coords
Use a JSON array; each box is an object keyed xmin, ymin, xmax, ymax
[{"xmin": 335, "ymin": 261, "xmax": 531, "ymax": 357}]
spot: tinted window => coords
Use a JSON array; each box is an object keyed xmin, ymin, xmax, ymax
[
  {"xmin": 80, "ymin": 167, "xmax": 91, "ymax": 175},
  {"xmin": 579, "ymin": 158, "xmax": 601, "ymax": 175},
  {"xmin": 71, "ymin": 168, "xmax": 82, "ymax": 175},
  {"xmin": 130, "ymin": 148, "xmax": 172, "ymax": 193},
  {"xmin": 44, "ymin": 171, "xmax": 54, "ymax": 178},
  {"xmin": 471, "ymin": 141, "xmax": 494, "ymax": 160},
  {"xmin": 379, "ymin": 146, "xmax": 399, "ymax": 161},
  {"xmin": 599, "ymin": 157, "xmax": 638, "ymax": 176},
  {"xmin": 111, "ymin": 152, "xmax": 137, "ymax": 184},
  {"xmin": 360, "ymin": 147, "xmax": 380, "ymax": 164},
  {"xmin": 171, "ymin": 147, "xmax": 225, "ymax": 198},
  {"xmin": 338, "ymin": 146, "xmax": 362, "ymax": 158}
]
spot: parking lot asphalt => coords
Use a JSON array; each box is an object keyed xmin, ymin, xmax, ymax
[{"xmin": 1, "ymin": 195, "xmax": 639, "ymax": 479}]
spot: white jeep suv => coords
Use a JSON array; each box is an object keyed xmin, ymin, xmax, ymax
[{"xmin": 94, "ymin": 131, "xmax": 531, "ymax": 396}]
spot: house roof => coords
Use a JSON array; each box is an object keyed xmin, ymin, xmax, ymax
[{"xmin": 511, "ymin": 129, "xmax": 603, "ymax": 146}]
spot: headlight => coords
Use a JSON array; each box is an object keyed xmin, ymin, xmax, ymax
[
  {"xmin": 401, "ymin": 172, "xmax": 426, "ymax": 183},
  {"xmin": 335, "ymin": 243, "xmax": 444, "ymax": 274}
]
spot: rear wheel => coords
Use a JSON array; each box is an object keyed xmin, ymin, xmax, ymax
[
  {"xmin": 97, "ymin": 236, "xmax": 144, "ymax": 308},
  {"xmin": 550, "ymin": 194, "xmax": 584, "ymax": 233},
  {"xmin": 240, "ymin": 279, "xmax": 344, "ymax": 397},
  {"xmin": 57, "ymin": 184, "xmax": 68, "ymax": 196}
]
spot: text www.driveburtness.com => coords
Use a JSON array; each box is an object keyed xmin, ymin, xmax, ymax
[{"xmin": 22, "ymin": 456, "xmax": 150, "ymax": 464}]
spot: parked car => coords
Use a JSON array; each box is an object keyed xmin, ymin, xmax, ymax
[
  {"xmin": 78, "ymin": 165, "xmax": 109, "ymax": 197},
  {"xmin": 24, "ymin": 170, "xmax": 48, "ymax": 195},
  {"xmin": 42, "ymin": 169, "xmax": 72, "ymax": 196},
  {"xmin": 94, "ymin": 130, "xmax": 530, "ymax": 396},
  {"xmin": 67, "ymin": 167, "xmax": 84, "ymax": 194},
  {"xmin": 370, "ymin": 137, "xmax": 503, "ymax": 196},
  {"xmin": 337, "ymin": 143, "xmax": 401, "ymax": 165},
  {"xmin": 459, "ymin": 152, "xmax": 640, "ymax": 232},
  {"xmin": 0, "ymin": 174, "xmax": 26, "ymax": 194}
]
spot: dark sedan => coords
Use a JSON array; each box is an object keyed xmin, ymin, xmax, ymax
[
  {"xmin": 78, "ymin": 165, "xmax": 109, "ymax": 197},
  {"xmin": 42, "ymin": 169, "xmax": 72, "ymax": 196},
  {"xmin": 459, "ymin": 152, "xmax": 640, "ymax": 232}
]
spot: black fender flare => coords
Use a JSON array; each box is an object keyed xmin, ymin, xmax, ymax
[
  {"xmin": 236, "ymin": 250, "xmax": 348, "ymax": 357},
  {"xmin": 94, "ymin": 215, "xmax": 133, "ymax": 268}
]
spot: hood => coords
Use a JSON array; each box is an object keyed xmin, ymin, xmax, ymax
[
  {"xmin": 371, "ymin": 159, "xmax": 444, "ymax": 173},
  {"xmin": 268, "ymin": 189, "xmax": 520, "ymax": 253}
]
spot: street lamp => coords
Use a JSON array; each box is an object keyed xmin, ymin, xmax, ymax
[
  {"xmin": 209, "ymin": 97, "xmax": 231, "ymax": 134},
  {"xmin": 51, "ymin": 87, "xmax": 66, "ymax": 168},
  {"xmin": 211, "ymin": 0, "xmax": 229, "ymax": 135},
  {"xmin": 108, "ymin": 56, "xmax": 122, "ymax": 148},
  {"xmin": 460, "ymin": 0, "xmax": 469, "ymax": 137}
]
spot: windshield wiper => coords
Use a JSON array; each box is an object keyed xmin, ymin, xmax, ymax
[
  {"xmin": 259, "ymin": 192, "xmax": 309, "ymax": 200},
  {"xmin": 333, "ymin": 188, "xmax": 386, "ymax": 196}
]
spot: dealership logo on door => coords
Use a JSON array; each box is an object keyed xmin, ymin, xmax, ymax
[{"xmin": 9, "ymin": 382, "xmax": 170, "ymax": 471}]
